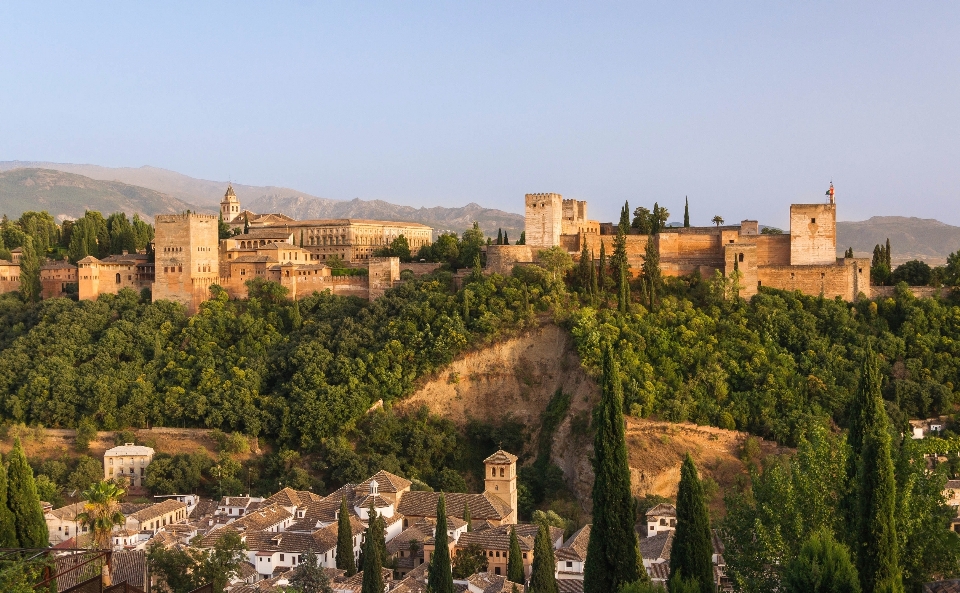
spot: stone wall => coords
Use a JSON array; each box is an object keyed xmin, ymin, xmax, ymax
[
  {"xmin": 153, "ymin": 214, "xmax": 219, "ymax": 314},
  {"xmin": 753, "ymin": 235, "xmax": 791, "ymax": 265},
  {"xmin": 757, "ymin": 258, "xmax": 870, "ymax": 301},
  {"xmin": 871, "ymin": 286, "xmax": 952, "ymax": 299},
  {"xmin": 725, "ymin": 244, "xmax": 759, "ymax": 298},
  {"xmin": 790, "ymin": 203, "xmax": 836, "ymax": 265},
  {"xmin": 485, "ymin": 245, "xmax": 535, "ymax": 275},
  {"xmin": 400, "ymin": 262, "xmax": 443, "ymax": 276},
  {"xmin": 524, "ymin": 193, "xmax": 563, "ymax": 248},
  {"xmin": 368, "ymin": 257, "xmax": 400, "ymax": 299}
]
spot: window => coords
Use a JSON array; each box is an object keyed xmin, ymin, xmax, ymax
[
  {"xmin": 280, "ymin": 554, "xmax": 284, "ymax": 561},
  {"xmin": 811, "ymin": 218, "xmax": 816, "ymax": 223},
  {"xmin": 566, "ymin": 561, "xmax": 573, "ymax": 568},
  {"xmin": 495, "ymin": 567, "xmax": 501, "ymax": 576},
  {"xmin": 116, "ymin": 273, "xmax": 121, "ymax": 283},
  {"xmin": 492, "ymin": 468, "xmax": 496, "ymax": 477},
  {"xmin": 738, "ymin": 253, "xmax": 744, "ymax": 263},
  {"xmin": 499, "ymin": 468, "xmax": 504, "ymax": 477}
]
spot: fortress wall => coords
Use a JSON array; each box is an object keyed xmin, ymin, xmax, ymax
[
  {"xmin": 758, "ymin": 260, "xmax": 863, "ymax": 301},
  {"xmin": 753, "ymin": 235, "xmax": 791, "ymax": 265},
  {"xmin": 368, "ymin": 257, "xmax": 400, "ymax": 299},
  {"xmin": 486, "ymin": 245, "xmax": 535, "ymax": 275},
  {"xmin": 790, "ymin": 204, "xmax": 837, "ymax": 265},
  {"xmin": 871, "ymin": 286, "xmax": 952, "ymax": 299},
  {"xmin": 725, "ymin": 244, "xmax": 759, "ymax": 299},
  {"xmin": 525, "ymin": 193, "xmax": 563, "ymax": 248},
  {"xmin": 400, "ymin": 262, "xmax": 443, "ymax": 276}
]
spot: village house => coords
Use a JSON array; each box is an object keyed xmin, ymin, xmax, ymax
[
  {"xmin": 125, "ymin": 499, "xmax": 188, "ymax": 534},
  {"xmin": 44, "ymin": 501, "xmax": 90, "ymax": 545},
  {"xmin": 103, "ymin": 443, "xmax": 155, "ymax": 489}
]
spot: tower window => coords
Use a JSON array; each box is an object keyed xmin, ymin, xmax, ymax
[
  {"xmin": 738, "ymin": 253, "xmax": 744, "ymax": 263},
  {"xmin": 811, "ymin": 218, "xmax": 816, "ymax": 223}
]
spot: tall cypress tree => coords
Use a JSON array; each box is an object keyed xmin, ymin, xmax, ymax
[
  {"xmin": 497, "ymin": 229, "xmax": 503, "ymax": 245},
  {"xmin": 336, "ymin": 498, "xmax": 357, "ymax": 576},
  {"xmin": 618, "ymin": 264, "xmax": 630, "ymax": 314},
  {"xmin": 619, "ymin": 201, "xmax": 631, "ymax": 232},
  {"xmin": 7, "ymin": 438, "xmax": 48, "ymax": 547},
  {"xmin": 598, "ymin": 242, "xmax": 608, "ymax": 293},
  {"xmin": 885, "ymin": 238, "xmax": 891, "ymax": 269},
  {"xmin": 583, "ymin": 345, "xmax": 643, "ymax": 592},
  {"xmin": 18, "ymin": 236, "xmax": 42, "ymax": 303},
  {"xmin": 529, "ymin": 521, "xmax": 558, "ymax": 593},
  {"xmin": 669, "ymin": 454, "xmax": 713, "ymax": 593},
  {"xmin": 0, "ymin": 454, "xmax": 18, "ymax": 547},
  {"xmin": 641, "ymin": 237, "xmax": 661, "ymax": 312},
  {"xmin": 852, "ymin": 351, "xmax": 903, "ymax": 593},
  {"xmin": 503, "ymin": 231, "xmax": 509, "ymax": 245},
  {"xmin": 507, "ymin": 527, "xmax": 524, "ymax": 584},
  {"xmin": 684, "ymin": 196, "xmax": 690, "ymax": 227},
  {"xmin": 427, "ymin": 494, "xmax": 454, "ymax": 593},
  {"xmin": 589, "ymin": 250, "xmax": 598, "ymax": 297},
  {"xmin": 360, "ymin": 505, "xmax": 385, "ymax": 593},
  {"xmin": 579, "ymin": 242, "xmax": 592, "ymax": 292}
]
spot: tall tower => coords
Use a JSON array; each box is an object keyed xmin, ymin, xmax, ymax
[
  {"xmin": 220, "ymin": 184, "xmax": 240, "ymax": 223},
  {"xmin": 483, "ymin": 450, "xmax": 518, "ymax": 524},
  {"xmin": 524, "ymin": 193, "xmax": 563, "ymax": 248},
  {"xmin": 153, "ymin": 213, "xmax": 220, "ymax": 314},
  {"xmin": 789, "ymin": 202, "xmax": 837, "ymax": 265}
]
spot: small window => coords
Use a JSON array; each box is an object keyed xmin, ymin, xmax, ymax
[
  {"xmin": 494, "ymin": 567, "xmax": 501, "ymax": 576},
  {"xmin": 738, "ymin": 253, "xmax": 744, "ymax": 263},
  {"xmin": 567, "ymin": 561, "xmax": 573, "ymax": 568},
  {"xmin": 499, "ymin": 468, "xmax": 504, "ymax": 477},
  {"xmin": 811, "ymin": 218, "xmax": 816, "ymax": 223}
]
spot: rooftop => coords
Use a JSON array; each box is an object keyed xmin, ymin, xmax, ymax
[
  {"xmin": 105, "ymin": 443, "xmax": 155, "ymax": 457},
  {"xmin": 483, "ymin": 450, "xmax": 518, "ymax": 465}
]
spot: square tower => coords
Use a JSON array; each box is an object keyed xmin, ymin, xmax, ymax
[
  {"xmin": 483, "ymin": 449, "xmax": 518, "ymax": 523},
  {"xmin": 525, "ymin": 193, "xmax": 563, "ymax": 248},
  {"xmin": 789, "ymin": 203, "xmax": 837, "ymax": 265},
  {"xmin": 153, "ymin": 213, "xmax": 220, "ymax": 314}
]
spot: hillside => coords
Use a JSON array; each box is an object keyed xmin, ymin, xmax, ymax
[
  {"xmin": 0, "ymin": 168, "xmax": 200, "ymax": 220},
  {"xmin": 399, "ymin": 323, "xmax": 785, "ymax": 515},
  {"xmin": 251, "ymin": 194, "xmax": 525, "ymax": 239},
  {"xmin": 837, "ymin": 216, "xmax": 960, "ymax": 265}
]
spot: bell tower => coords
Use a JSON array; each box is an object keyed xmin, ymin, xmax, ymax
[
  {"xmin": 221, "ymin": 184, "xmax": 240, "ymax": 223},
  {"xmin": 483, "ymin": 450, "xmax": 518, "ymax": 524}
]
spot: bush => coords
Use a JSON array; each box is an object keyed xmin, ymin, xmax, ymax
[{"xmin": 75, "ymin": 418, "xmax": 97, "ymax": 452}]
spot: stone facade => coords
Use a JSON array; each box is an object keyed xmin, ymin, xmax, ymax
[{"xmin": 153, "ymin": 213, "xmax": 220, "ymax": 314}]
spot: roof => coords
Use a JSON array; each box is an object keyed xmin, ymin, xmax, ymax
[
  {"xmin": 225, "ymin": 185, "xmax": 237, "ymax": 199},
  {"xmin": 221, "ymin": 497, "xmax": 252, "ymax": 508},
  {"xmin": 386, "ymin": 524, "xmax": 431, "ymax": 554},
  {"xmin": 46, "ymin": 501, "xmax": 86, "ymax": 521},
  {"xmin": 455, "ymin": 523, "xmax": 562, "ymax": 552},
  {"xmin": 639, "ymin": 530, "xmax": 673, "ymax": 563},
  {"xmin": 483, "ymin": 450, "xmax": 518, "ymax": 465},
  {"xmin": 926, "ymin": 581, "xmax": 960, "ymax": 593},
  {"xmin": 227, "ymin": 255, "xmax": 273, "ymax": 263},
  {"xmin": 280, "ymin": 218, "xmax": 432, "ymax": 229},
  {"xmin": 111, "ymin": 550, "xmax": 147, "ymax": 589},
  {"xmin": 946, "ymin": 480, "xmax": 960, "ymax": 491},
  {"xmin": 355, "ymin": 494, "xmax": 392, "ymax": 509},
  {"xmin": 557, "ymin": 580, "xmax": 585, "ymax": 593},
  {"xmin": 647, "ymin": 561, "xmax": 670, "ymax": 582},
  {"xmin": 128, "ymin": 499, "xmax": 186, "ymax": 523},
  {"xmin": 397, "ymin": 492, "xmax": 512, "ymax": 521},
  {"xmin": 264, "ymin": 487, "xmax": 321, "ymax": 510},
  {"xmin": 105, "ymin": 444, "xmax": 155, "ymax": 457},
  {"xmin": 355, "ymin": 470, "xmax": 412, "ymax": 495},
  {"xmin": 646, "ymin": 503, "xmax": 677, "ymax": 518},
  {"xmin": 234, "ymin": 229, "xmax": 294, "ymax": 240},
  {"xmin": 41, "ymin": 261, "xmax": 77, "ymax": 270},
  {"xmin": 232, "ymin": 503, "xmax": 292, "ymax": 531},
  {"xmin": 466, "ymin": 572, "xmax": 523, "ymax": 593},
  {"xmin": 557, "ymin": 524, "xmax": 590, "ymax": 562}
]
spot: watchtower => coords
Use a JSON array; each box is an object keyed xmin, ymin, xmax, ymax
[
  {"xmin": 789, "ymin": 203, "xmax": 837, "ymax": 265},
  {"xmin": 483, "ymin": 450, "xmax": 518, "ymax": 523},
  {"xmin": 220, "ymin": 184, "xmax": 241, "ymax": 223},
  {"xmin": 525, "ymin": 193, "xmax": 563, "ymax": 248},
  {"xmin": 153, "ymin": 213, "xmax": 220, "ymax": 314}
]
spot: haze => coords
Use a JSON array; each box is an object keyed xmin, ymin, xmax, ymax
[{"xmin": 1, "ymin": 2, "xmax": 958, "ymax": 228}]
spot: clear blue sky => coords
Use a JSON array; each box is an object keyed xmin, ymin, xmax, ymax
[{"xmin": 1, "ymin": 2, "xmax": 958, "ymax": 228}]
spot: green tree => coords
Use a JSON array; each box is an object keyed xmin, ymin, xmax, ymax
[
  {"xmin": 507, "ymin": 526, "xmax": 525, "ymax": 583},
  {"xmin": 517, "ymin": 231, "xmax": 525, "ymax": 245},
  {"xmin": 783, "ymin": 529, "xmax": 861, "ymax": 593},
  {"xmin": 77, "ymin": 481, "xmax": 126, "ymax": 549},
  {"xmin": 641, "ymin": 236, "xmax": 660, "ymax": 311},
  {"xmin": 497, "ymin": 229, "xmax": 503, "ymax": 245},
  {"xmin": 529, "ymin": 521, "xmax": 558, "ymax": 593},
  {"xmin": 18, "ymin": 236, "xmax": 41, "ymax": 302},
  {"xmin": 218, "ymin": 213, "xmax": 232, "ymax": 240},
  {"xmin": 632, "ymin": 206, "xmax": 652, "ymax": 234},
  {"xmin": 75, "ymin": 418, "xmax": 97, "ymax": 452},
  {"xmin": 0, "ymin": 455, "xmax": 18, "ymax": 546},
  {"xmin": 712, "ymin": 215, "xmax": 724, "ymax": 227},
  {"xmin": 195, "ymin": 530, "xmax": 247, "ymax": 593},
  {"xmin": 288, "ymin": 551, "xmax": 333, "ymax": 593},
  {"xmin": 618, "ymin": 264, "xmax": 630, "ymax": 313},
  {"xmin": 337, "ymin": 498, "xmax": 357, "ymax": 576},
  {"xmin": 610, "ymin": 226, "xmax": 629, "ymax": 285},
  {"xmin": 148, "ymin": 541, "xmax": 196, "ymax": 593},
  {"xmin": 583, "ymin": 345, "xmax": 643, "ymax": 592},
  {"xmin": 890, "ymin": 260, "xmax": 932, "ymax": 286},
  {"xmin": 669, "ymin": 455, "xmax": 713, "ymax": 593},
  {"xmin": 578, "ymin": 242, "xmax": 593, "ymax": 293},
  {"xmin": 503, "ymin": 231, "xmax": 509, "ymax": 245},
  {"xmin": 538, "ymin": 246, "xmax": 574, "ymax": 283},
  {"xmin": 427, "ymin": 493, "xmax": 454, "ymax": 593},
  {"xmin": 451, "ymin": 543, "xmax": 488, "ymax": 578},
  {"xmin": 684, "ymin": 196, "xmax": 690, "ymax": 228},
  {"xmin": 6, "ymin": 438, "xmax": 47, "ymax": 547},
  {"xmin": 361, "ymin": 506, "xmax": 385, "ymax": 593},
  {"xmin": 67, "ymin": 456, "xmax": 106, "ymax": 493},
  {"xmin": 651, "ymin": 203, "xmax": 669, "ymax": 234},
  {"xmin": 459, "ymin": 222, "xmax": 485, "ymax": 270},
  {"xmin": 598, "ymin": 241, "xmax": 609, "ymax": 292}
]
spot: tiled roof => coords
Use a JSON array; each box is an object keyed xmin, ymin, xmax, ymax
[
  {"xmin": 397, "ymin": 492, "xmax": 512, "ymax": 521},
  {"xmin": 287, "ymin": 484, "xmax": 358, "ymax": 531},
  {"xmin": 455, "ymin": 523, "xmax": 561, "ymax": 552},
  {"xmin": 925, "ymin": 580, "xmax": 960, "ymax": 593},
  {"xmin": 332, "ymin": 568, "xmax": 393, "ymax": 593},
  {"xmin": 483, "ymin": 450, "xmax": 518, "ymax": 465},
  {"xmin": 386, "ymin": 525, "xmax": 431, "ymax": 554},
  {"xmin": 466, "ymin": 572, "xmax": 523, "ymax": 593},
  {"xmin": 355, "ymin": 470, "xmax": 412, "ymax": 495},
  {"xmin": 354, "ymin": 494, "xmax": 392, "ymax": 509},
  {"xmin": 46, "ymin": 501, "xmax": 85, "ymax": 521},
  {"xmin": 648, "ymin": 561, "xmax": 670, "ymax": 581},
  {"xmin": 228, "ymin": 255, "xmax": 273, "ymax": 263},
  {"xmin": 646, "ymin": 503, "xmax": 677, "ymax": 518},
  {"xmin": 111, "ymin": 550, "xmax": 147, "ymax": 589},
  {"xmin": 232, "ymin": 504, "xmax": 292, "ymax": 531},
  {"xmin": 557, "ymin": 580, "xmax": 585, "ymax": 593},
  {"xmin": 558, "ymin": 524, "xmax": 590, "ymax": 562},
  {"xmin": 264, "ymin": 487, "xmax": 321, "ymax": 509},
  {"xmin": 640, "ymin": 530, "xmax": 673, "ymax": 563},
  {"xmin": 41, "ymin": 261, "xmax": 77, "ymax": 270},
  {"xmin": 129, "ymin": 499, "xmax": 186, "ymax": 523},
  {"xmin": 235, "ymin": 229, "xmax": 295, "ymax": 240},
  {"xmin": 946, "ymin": 480, "xmax": 960, "ymax": 490}
]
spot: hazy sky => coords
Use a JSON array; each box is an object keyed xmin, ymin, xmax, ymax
[{"xmin": 1, "ymin": 2, "xmax": 958, "ymax": 228}]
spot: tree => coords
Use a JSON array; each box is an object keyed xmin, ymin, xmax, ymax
[
  {"xmin": 619, "ymin": 201, "xmax": 631, "ymax": 232},
  {"xmin": 651, "ymin": 203, "xmax": 669, "ymax": 234},
  {"xmin": 427, "ymin": 493, "xmax": 454, "ymax": 593},
  {"xmin": 75, "ymin": 418, "xmax": 97, "ymax": 452},
  {"xmin": 504, "ymin": 231, "xmax": 509, "ymax": 245},
  {"xmin": 711, "ymin": 215, "xmax": 724, "ymax": 227},
  {"xmin": 218, "ymin": 213, "xmax": 232, "ymax": 240},
  {"xmin": 337, "ymin": 498, "xmax": 357, "ymax": 575},
  {"xmin": 845, "ymin": 247, "xmax": 855, "ymax": 259},
  {"xmin": 460, "ymin": 222, "xmax": 485, "ymax": 270},
  {"xmin": 632, "ymin": 207, "xmax": 652, "ymax": 234},
  {"xmin": 684, "ymin": 196, "xmax": 690, "ymax": 228},
  {"xmin": 507, "ymin": 527, "xmax": 524, "ymax": 583},
  {"xmin": 578, "ymin": 242, "xmax": 593, "ymax": 293},
  {"xmin": 243, "ymin": 213, "xmax": 250, "ymax": 234},
  {"xmin": 783, "ymin": 529, "xmax": 861, "ymax": 593},
  {"xmin": 195, "ymin": 530, "xmax": 247, "ymax": 593},
  {"xmin": 538, "ymin": 246, "xmax": 574, "ymax": 282},
  {"xmin": 18, "ymin": 236, "xmax": 41, "ymax": 302},
  {"xmin": 583, "ymin": 345, "xmax": 643, "ymax": 592},
  {"xmin": 288, "ymin": 551, "xmax": 333, "ymax": 593},
  {"xmin": 6, "ymin": 438, "xmax": 48, "ymax": 547},
  {"xmin": 641, "ymin": 236, "xmax": 661, "ymax": 311},
  {"xmin": 361, "ymin": 505, "xmax": 385, "ymax": 593},
  {"xmin": 669, "ymin": 455, "xmax": 713, "ymax": 593},
  {"xmin": 451, "ymin": 543, "xmax": 488, "ymax": 578},
  {"xmin": 497, "ymin": 229, "xmax": 503, "ymax": 245},
  {"xmin": 0, "ymin": 455, "xmax": 18, "ymax": 547},
  {"xmin": 852, "ymin": 352, "xmax": 903, "ymax": 593},
  {"xmin": 618, "ymin": 264, "xmax": 630, "ymax": 313},
  {"xmin": 77, "ymin": 481, "xmax": 126, "ymax": 549},
  {"xmin": 891, "ymin": 260, "xmax": 932, "ymax": 286},
  {"xmin": 67, "ymin": 456, "xmax": 106, "ymax": 493},
  {"xmin": 529, "ymin": 521, "xmax": 558, "ymax": 593},
  {"xmin": 598, "ymin": 241, "xmax": 609, "ymax": 292},
  {"xmin": 611, "ymin": 227, "xmax": 630, "ymax": 288},
  {"xmin": 517, "ymin": 231, "xmax": 525, "ymax": 245},
  {"xmin": 388, "ymin": 235, "xmax": 412, "ymax": 262}
]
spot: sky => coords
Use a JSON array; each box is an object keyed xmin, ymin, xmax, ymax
[{"xmin": 1, "ymin": 2, "xmax": 959, "ymax": 228}]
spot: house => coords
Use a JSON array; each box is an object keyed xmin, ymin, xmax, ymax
[
  {"xmin": 556, "ymin": 525, "xmax": 589, "ymax": 580},
  {"xmin": 465, "ymin": 572, "xmax": 523, "ymax": 593},
  {"xmin": 104, "ymin": 443, "xmax": 155, "ymax": 489},
  {"xmin": 44, "ymin": 502, "xmax": 90, "ymax": 545},
  {"xmin": 450, "ymin": 523, "xmax": 562, "ymax": 580},
  {"xmin": 645, "ymin": 503, "xmax": 677, "ymax": 538},
  {"xmin": 218, "ymin": 496, "xmax": 265, "ymax": 517},
  {"xmin": 125, "ymin": 499, "xmax": 188, "ymax": 534}
]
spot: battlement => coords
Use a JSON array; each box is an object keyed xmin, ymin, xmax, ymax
[{"xmin": 155, "ymin": 213, "xmax": 219, "ymax": 224}]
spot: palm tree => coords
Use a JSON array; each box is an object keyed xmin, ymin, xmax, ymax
[
  {"xmin": 77, "ymin": 481, "xmax": 126, "ymax": 550},
  {"xmin": 711, "ymin": 215, "xmax": 724, "ymax": 227}
]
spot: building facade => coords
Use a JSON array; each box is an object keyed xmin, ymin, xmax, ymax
[{"xmin": 104, "ymin": 443, "xmax": 155, "ymax": 489}]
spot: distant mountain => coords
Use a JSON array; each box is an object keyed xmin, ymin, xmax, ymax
[
  {"xmin": 0, "ymin": 168, "xmax": 200, "ymax": 221},
  {"xmin": 0, "ymin": 161, "xmax": 331, "ymax": 209},
  {"xmin": 837, "ymin": 216, "xmax": 960, "ymax": 265},
  {"xmin": 250, "ymin": 194, "xmax": 525, "ymax": 238}
]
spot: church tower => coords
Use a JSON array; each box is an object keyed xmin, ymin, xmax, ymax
[
  {"xmin": 220, "ymin": 184, "xmax": 240, "ymax": 223},
  {"xmin": 483, "ymin": 450, "xmax": 518, "ymax": 523}
]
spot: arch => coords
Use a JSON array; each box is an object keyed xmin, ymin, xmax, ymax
[{"xmin": 115, "ymin": 273, "xmax": 121, "ymax": 284}]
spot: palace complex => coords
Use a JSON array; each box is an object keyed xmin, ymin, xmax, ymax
[{"xmin": 487, "ymin": 188, "xmax": 871, "ymax": 301}]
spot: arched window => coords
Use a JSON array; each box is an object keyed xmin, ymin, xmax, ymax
[{"xmin": 116, "ymin": 273, "xmax": 121, "ymax": 284}]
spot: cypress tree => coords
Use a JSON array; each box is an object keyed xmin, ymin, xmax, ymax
[
  {"xmin": 507, "ymin": 527, "xmax": 524, "ymax": 584},
  {"xmin": 529, "ymin": 521, "xmax": 558, "ymax": 593},
  {"xmin": 0, "ymin": 454, "xmax": 17, "ymax": 547},
  {"xmin": 518, "ymin": 231, "xmax": 525, "ymax": 245},
  {"xmin": 684, "ymin": 196, "xmax": 690, "ymax": 227},
  {"xmin": 360, "ymin": 505, "xmax": 385, "ymax": 593},
  {"xmin": 598, "ymin": 242, "xmax": 608, "ymax": 294},
  {"xmin": 578, "ymin": 242, "xmax": 591, "ymax": 292},
  {"xmin": 243, "ymin": 213, "xmax": 250, "ymax": 234},
  {"xmin": 18, "ymin": 236, "xmax": 42, "ymax": 303},
  {"xmin": 583, "ymin": 345, "xmax": 643, "ymax": 592},
  {"xmin": 427, "ymin": 494, "xmax": 454, "ymax": 593},
  {"xmin": 463, "ymin": 501, "xmax": 472, "ymax": 532},
  {"xmin": 497, "ymin": 229, "xmax": 503, "ymax": 245},
  {"xmin": 618, "ymin": 264, "xmax": 630, "ymax": 313},
  {"xmin": 619, "ymin": 201, "xmax": 631, "ymax": 232},
  {"xmin": 784, "ymin": 528, "xmax": 861, "ymax": 593},
  {"xmin": 641, "ymin": 236, "xmax": 661, "ymax": 312},
  {"xmin": 503, "ymin": 231, "xmax": 509, "ymax": 245},
  {"xmin": 7, "ymin": 438, "xmax": 48, "ymax": 547},
  {"xmin": 336, "ymin": 498, "xmax": 357, "ymax": 576},
  {"xmin": 885, "ymin": 238, "xmax": 891, "ymax": 269},
  {"xmin": 668, "ymin": 454, "xmax": 713, "ymax": 593},
  {"xmin": 589, "ymin": 250, "xmax": 598, "ymax": 297},
  {"xmin": 853, "ymin": 351, "xmax": 903, "ymax": 593}
]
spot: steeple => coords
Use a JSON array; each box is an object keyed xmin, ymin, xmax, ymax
[{"xmin": 221, "ymin": 184, "xmax": 240, "ymax": 222}]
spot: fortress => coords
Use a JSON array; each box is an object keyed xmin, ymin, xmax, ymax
[
  {"xmin": 8, "ymin": 186, "xmax": 435, "ymax": 313},
  {"xmin": 489, "ymin": 189, "xmax": 871, "ymax": 300}
]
